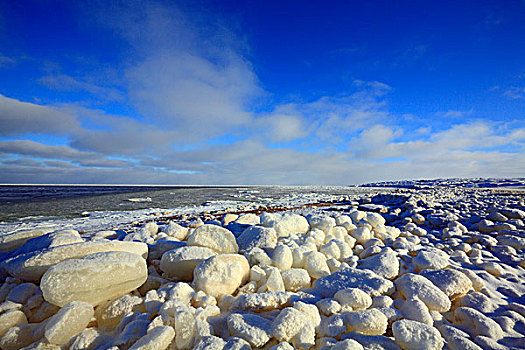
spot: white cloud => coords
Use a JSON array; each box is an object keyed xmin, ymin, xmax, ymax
[
  {"xmin": 0, "ymin": 94, "xmax": 81, "ymax": 136},
  {"xmin": 95, "ymin": 1, "xmax": 263, "ymax": 142},
  {"xmin": 39, "ymin": 74, "xmax": 124, "ymax": 102},
  {"xmin": 0, "ymin": 52, "xmax": 15, "ymax": 67},
  {"xmin": 503, "ymin": 86, "xmax": 525, "ymax": 99}
]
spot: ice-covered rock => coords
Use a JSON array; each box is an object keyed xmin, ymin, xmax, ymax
[
  {"xmin": 227, "ymin": 312, "xmax": 272, "ymax": 347},
  {"xmin": 412, "ymin": 247, "xmax": 450, "ymax": 272},
  {"xmin": 237, "ymin": 226, "xmax": 278, "ymax": 252},
  {"xmin": 334, "ymin": 288, "xmax": 372, "ymax": 311},
  {"xmin": 365, "ymin": 212, "xmax": 386, "ymax": 228},
  {"xmin": 44, "ymin": 301, "xmax": 94, "ymax": 345},
  {"xmin": 392, "ymin": 319, "xmax": 444, "ymax": 350},
  {"xmin": 193, "ymin": 254, "xmax": 250, "ymax": 298},
  {"xmin": 304, "ymin": 251, "xmax": 331, "ymax": 279},
  {"xmin": 187, "ymin": 224, "xmax": 238, "ymax": 254},
  {"xmin": 4, "ymin": 240, "xmax": 148, "ymax": 282},
  {"xmin": 162, "ymin": 221, "xmax": 189, "ymax": 240},
  {"xmin": 313, "ymin": 268, "xmax": 394, "ymax": 298},
  {"xmin": 350, "ymin": 227, "xmax": 373, "ymax": 244},
  {"xmin": 281, "ymin": 268, "xmax": 311, "ymax": 292},
  {"xmin": 343, "ymin": 309, "xmax": 388, "ymax": 335},
  {"xmin": 6, "ymin": 282, "xmax": 38, "ymax": 304},
  {"xmin": 230, "ymin": 291, "xmax": 295, "ymax": 312},
  {"xmin": 41, "ymin": 251, "xmax": 147, "ymax": 307},
  {"xmin": 261, "ymin": 212, "xmax": 310, "ymax": 238},
  {"xmin": 399, "ymin": 297, "xmax": 433, "ymax": 325},
  {"xmin": 273, "ymin": 245, "xmax": 293, "ymax": 271},
  {"xmin": 0, "ymin": 228, "xmax": 54, "ymax": 252},
  {"xmin": 129, "ymin": 326, "xmax": 175, "ymax": 350},
  {"xmin": 193, "ymin": 335, "xmax": 226, "ymax": 349},
  {"xmin": 0, "ymin": 310, "xmax": 27, "ymax": 338},
  {"xmin": 160, "ymin": 246, "xmax": 215, "ymax": 281},
  {"xmin": 454, "ymin": 307, "xmax": 504, "ymax": 340},
  {"xmin": 236, "ymin": 213, "xmax": 261, "ymax": 225},
  {"xmin": 307, "ymin": 214, "xmax": 336, "ymax": 234},
  {"xmin": 396, "ymin": 273, "xmax": 451, "ymax": 312},
  {"xmin": 359, "ymin": 247, "xmax": 399, "ymax": 279},
  {"xmin": 95, "ymin": 294, "xmax": 143, "ymax": 329},
  {"xmin": 421, "ymin": 269, "xmax": 472, "ymax": 299},
  {"xmin": 272, "ymin": 307, "xmax": 306, "ymax": 342}
]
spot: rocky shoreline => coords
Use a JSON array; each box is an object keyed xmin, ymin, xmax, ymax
[{"xmin": 0, "ymin": 179, "xmax": 524, "ymax": 349}]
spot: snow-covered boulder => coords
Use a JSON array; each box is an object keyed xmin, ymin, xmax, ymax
[
  {"xmin": 160, "ymin": 246, "xmax": 215, "ymax": 281},
  {"xmin": 187, "ymin": 224, "xmax": 238, "ymax": 254},
  {"xmin": 396, "ymin": 273, "xmax": 451, "ymax": 312},
  {"xmin": 4, "ymin": 240, "xmax": 147, "ymax": 282},
  {"xmin": 41, "ymin": 251, "xmax": 147, "ymax": 307},
  {"xmin": 44, "ymin": 301, "xmax": 94, "ymax": 345},
  {"xmin": 193, "ymin": 254, "xmax": 250, "ymax": 298},
  {"xmin": 237, "ymin": 226, "xmax": 278, "ymax": 252},
  {"xmin": 392, "ymin": 319, "xmax": 444, "ymax": 350}
]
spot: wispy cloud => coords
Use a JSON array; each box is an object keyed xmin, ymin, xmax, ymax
[
  {"xmin": 39, "ymin": 74, "xmax": 124, "ymax": 102},
  {"xmin": 0, "ymin": 52, "xmax": 15, "ymax": 67},
  {"xmin": 503, "ymin": 86, "xmax": 525, "ymax": 99}
]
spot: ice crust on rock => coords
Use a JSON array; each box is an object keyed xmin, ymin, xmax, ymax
[
  {"xmin": 44, "ymin": 301, "xmax": 94, "ymax": 345},
  {"xmin": 227, "ymin": 312, "xmax": 273, "ymax": 347},
  {"xmin": 392, "ymin": 319, "xmax": 444, "ymax": 350},
  {"xmin": 343, "ymin": 308, "xmax": 388, "ymax": 335},
  {"xmin": 187, "ymin": 224, "xmax": 239, "ymax": 254},
  {"xmin": 261, "ymin": 212, "xmax": 310, "ymax": 237},
  {"xmin": 160, "ymin": 246, "xmax": 215, "ymax": 281},
  {"xmin": 395, "ymin": 273, "xmax": 451, "ymax": 312},
  {"xmin": 4, "ymin": 240, "xmax": 148, "ymax": 282},
  {"xmin": 237, "ymin": 226, "xmax": 278, "ymax": 252},
  {"xmin": 193, "ymin": 254, "xmax": 250, "ymax": 298},
  {"xmin": 41, "ymin": 250, "xmax": 147, "ymax": 306},
  {"xmin": 313, "ymin": 268, "xmax": 394, "ymax": 298}
]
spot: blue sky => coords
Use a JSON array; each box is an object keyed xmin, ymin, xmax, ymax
[{"xmin": 0, "ymin": 0, "xmax": 524, "ymax": 184}]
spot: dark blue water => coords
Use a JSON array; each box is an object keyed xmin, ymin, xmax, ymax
[{"xmin": 0, "ymin": 185, "xmax": 365, "ymax": 223}]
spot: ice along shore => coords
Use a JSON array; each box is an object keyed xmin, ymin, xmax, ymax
[{"xmin": 0, "ymin": 178, "xmax": 524, "ymax": 349}]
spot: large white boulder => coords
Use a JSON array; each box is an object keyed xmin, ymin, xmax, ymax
[
  {"xmin": 160, "ymin": 246, "xmax": 215, "ymax": 281},
  {"xmin": 334, "ymin": 288, "xmax": 372, "ymax": 311},
  {"xmin": 412, "ymin": 247, "xmax": 450, "ymax": 272},
  {"xmin": 272, "ymin": 245, "xmax": 293, "ymax": 271},
  {"xmin": 281, "ymin": 268, "xmax": 311, "ymax": 292},
  {"xmin": 454, "ymin": 307, "xmax": 504, "ymax": 340},
  {"xmin": 129, "ymin": 326, "xmax": 175, "ymax": 350},
  {"xmin": 44, "ymin": 301, "xmax": 94, "ymax": 345},
  {"xmin": 272, "ymin": 307, "xmax": 306, "ymax": 342},
  {"xmin": 0, "ymin": 310, "xmax": 27, "ymax": 338},
  {"xmin": 313, "ymin": 268, "xmax": 394, "ymax": 298},
  {"xmin": 365, "ymin": 212, "xmax": 386, "ymax": 228},
  {"xmin": 421, "ymin": 269, "xmax": 472, "ymax": 299},
  {"xmin": 0, "ymin": 228, "xmax": 54, "ymax": 252},
  {"xmin": 187, "ymin": 224, "xmax": 238, "ymax": 254},
  {"xmin": 261, "ymin": 213, "xmax": 309, "ymax": 238},
  {"xmin": 162, "ymin": 222, "xmax": 189, "ymax": 240},
  {"xmin": 343, "ymin": 309, "xmax": 388, "ymax": 335},
  {"xmin": 227, "ymin": 313, "xmax": 273, "ymax": 347},
  {"xmin": 193, "ymin": 254, "xmax": 250, "ymax": 298},
  {"xmin": 392, "ymin": 319, "xmax": 444, "ymax": 350},
  {"xmin": 307, "ymin": 214, "xmax": 336, "ymax": 234},
  {"xmin": 359, "ymin": 247, "xmax": 399, "ymax": 280},
  {"xmin": 4, "ymin": 240, "xmax": 148, "ymax": 282},
  {"xmin": 396, "ymin": 273, "xmax": 451, "ymax": 312},
  {"xmin": 350, "ymin": 227, "xmax": 373, "ymax": 244},
  {"xmin": 237, "ymin": 226, "xmax": 278, "ymax": 252},
  {"xmin": 41, "ymin": 251, "xmax": 147, "ymax": 307}
]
